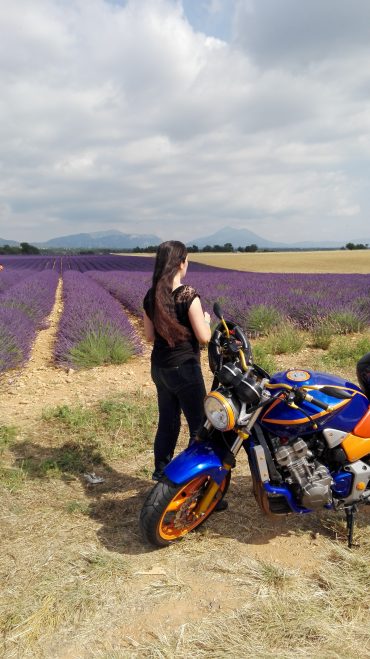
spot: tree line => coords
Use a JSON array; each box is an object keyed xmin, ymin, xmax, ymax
[
  {"xmin": 1, "ymin": 241, "xmax": 368, "ymax": 256},
  {"xmin": 0, "ymin": 242, "xmax": 40, "ymax": 255}
]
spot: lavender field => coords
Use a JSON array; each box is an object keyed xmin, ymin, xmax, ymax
[{"xmin": 0, "ymin": 254, "xmax": 369, "ymax": 373}]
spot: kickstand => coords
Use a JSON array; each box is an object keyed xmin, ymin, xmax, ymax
[{"xmin": 345, "ymin": 504, "xmax": 357, "ymax": 548}]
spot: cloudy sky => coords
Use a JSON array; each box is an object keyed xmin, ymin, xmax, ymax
[{"xmin": 1, "ymin": 0, "xmax": 370, "ymax": 244}]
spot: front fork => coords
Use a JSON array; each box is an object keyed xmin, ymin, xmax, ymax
[
  {"xmin": 193, "ymin": 428, "xmax": 250, "ymax": 517},
  {"xmin": 193, "ymin": 396, "xmax": 268, "ymax": 517}
]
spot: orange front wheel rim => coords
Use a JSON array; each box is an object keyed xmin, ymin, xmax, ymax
[{"xmin": 158, "ymin": 475, "xmax": 227, "ymax": 541}]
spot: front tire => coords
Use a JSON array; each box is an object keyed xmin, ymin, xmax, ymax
[{"xmin": 140, "ymin": 473, "xmax": 230, "ymax": 547}]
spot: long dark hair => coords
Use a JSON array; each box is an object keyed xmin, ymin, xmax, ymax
[{"xmin": 152, "ymin": 240, "xmax": 190, "ymax": 347}]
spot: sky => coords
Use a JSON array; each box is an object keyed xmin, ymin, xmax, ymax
[{"xmin": 1, "ymin": 0, "xmax": 370, "ymax": 245}]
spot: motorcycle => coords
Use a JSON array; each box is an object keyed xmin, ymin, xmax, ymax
[{"xmin": 140, "ymin": 303, "xmax": 370, "ymax": 548}]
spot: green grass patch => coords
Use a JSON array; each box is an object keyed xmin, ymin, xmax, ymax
[
  {"xmin": 265, "ymin": 322, "xmax": 305, "ymax": 354},
  {"xmin": 0, "ymin": 425, "xmax": 17, "ymax": 454},
  {"xmin": 39, "ymin": 390, "xmax": 157, "ymax": 475},
  {"xmin": 42, "ymin": 404, "xmax": 96, "ymax": 429},
  {"xmin": 245, "ymin": 304, "xmax": 283, "ymax": 335},
  {"xmin": 322, "ymin": 334, "xmax": 370, "ymax": 368},
  {"xmin": 310, "ymin": 321, "xmax": 336, "ymax": 349},
  {"xmin": 0, "ymin": 465, "xmax": 26, "ymax": 491},
  {"xmin": 67, "ymin": 327, "xmax": 135, "ymax": 368},
  {"xmin": 65, "ymin": 500, "xmax": 91, "ymax": 515},
  {"xmin": 15, "ymin": 442, "xmax": 103, "ymax": 480},
  {"xmin": 327, "ymin": 310, "xmax": 367, "ymax": 334},
  {"xmin": 252, "ymin": 343, "xmax": 277, "ymax": 375}
]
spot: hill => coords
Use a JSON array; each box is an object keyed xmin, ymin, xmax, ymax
[
  {"xmin": 187, "ymin": 226, "xmax": 369, "ymax": 250},
  {"xmin": 35, "ymin": 230, "xmax": 162, "ymax": 249}
]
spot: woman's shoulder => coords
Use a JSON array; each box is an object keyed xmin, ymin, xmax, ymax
[{"xmin": 174, "ymin": 285, "xmax": 199, "ymax": 304}]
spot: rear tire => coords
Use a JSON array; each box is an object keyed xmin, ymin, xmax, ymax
[{"xmin": 140, "ymin": 473, "xmax": 230, "ymax": 547}]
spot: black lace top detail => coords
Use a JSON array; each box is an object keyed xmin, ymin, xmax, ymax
[{"xmin": 143, "ymin": 285, "xmax": 200, "ymax": 367}]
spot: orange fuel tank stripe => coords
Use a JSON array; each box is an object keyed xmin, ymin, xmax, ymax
[
  {"xmin": 261, "ymin": 398, "xmax": 349, "ymax": 425},
  {"xmin": 353, "ymin": 407, "xmax": 370, "ymax": 438},
  {"xmin": 341, "ymin": 433, "xmax": 370, "ymax": 462}
]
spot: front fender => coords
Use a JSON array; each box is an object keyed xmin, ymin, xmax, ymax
[{"xmin": 164, "ymin": 440, "xmax": 229, "ymax": 486}]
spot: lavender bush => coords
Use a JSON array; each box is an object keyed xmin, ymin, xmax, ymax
[
  {"xmin": 0, "ymin": 271, "xmax": 59, "ymax": 327},
  {"xmin": 0, "ymin": 308, "xmax": 36, "ymax": 371},
  {"xmin": 55, "ymin": 272, "xmax": 142, "ymax": 369},
  {"xmin": 0, "ymin": 271, "xmax": 59, "ymax": 372},
  {"xmin": 0, "ymin": 269, "xmax": 35, "ymax": 293}
]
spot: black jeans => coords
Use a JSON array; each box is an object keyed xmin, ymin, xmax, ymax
[{"xmin": 151, "ymin": 360, "xmax": 206, "ymax": 473}]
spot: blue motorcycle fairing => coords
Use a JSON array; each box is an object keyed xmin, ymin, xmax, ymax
[
  {"xmin": 270, "ymin": 369, "xmax": 364, "ymax": 393},
  {"xmin": 261, "ymin": 369, "xmax": 369, "ymax": 437},
  {"xmin": 164, "ymin": 440, "xmax": 230, "ymax": 486}
]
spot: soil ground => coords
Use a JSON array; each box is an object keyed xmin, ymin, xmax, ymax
[{"xmin": 1, "ymin": 276, "xmax": 369, "ymax": 657}]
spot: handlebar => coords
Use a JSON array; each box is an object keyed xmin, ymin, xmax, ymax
[
  {"xmin": 301, "ymin": 391, "xmax": 330, "ymax": 411},
  {"xmin": 210, "ymin": 303, "xmax": 253, "ymax": 374},
  {"xmin": 278, "ymin": 385, "xmax": 331, "ymax": 411}
]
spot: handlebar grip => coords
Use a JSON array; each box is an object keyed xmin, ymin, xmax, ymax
[{"xmin": 305, "ymin": 393, "xmax": 330, "ymax": 410}]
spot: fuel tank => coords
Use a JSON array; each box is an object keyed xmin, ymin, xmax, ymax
[{"xmin": 260, "ymin": 369, "xmax": 369, "ymax": 439}]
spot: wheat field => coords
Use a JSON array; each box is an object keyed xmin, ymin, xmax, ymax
[{"xmin": 188, "ymin": 249, "xmax": 370, "ymax": 273}]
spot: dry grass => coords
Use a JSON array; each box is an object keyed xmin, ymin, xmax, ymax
[
  {"xmin": 137, "ymin": 541, "xmax": 370, "ymax": 659},
  {"xmin": 1, "ymin": 355, "xmax": 370, "ymax": 657},
  {"xmin": 188, "ymin": 250, "xmax": 370, "ymax": 273}
]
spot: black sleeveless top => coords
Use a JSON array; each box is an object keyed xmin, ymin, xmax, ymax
[{"xmin": 143, "ymin": 285, "xmax": 200, "ymax": 367}]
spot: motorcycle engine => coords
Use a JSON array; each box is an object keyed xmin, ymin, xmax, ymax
[{"xmin": 274, "ymin": 439, "xmax": 333, "ymax": 509}]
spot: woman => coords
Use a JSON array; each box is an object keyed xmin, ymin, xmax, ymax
[{"xmin": 143, "ymin": 240, "xmax": 211, "ymax": 481}]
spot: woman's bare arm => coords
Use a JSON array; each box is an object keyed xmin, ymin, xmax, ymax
[
  {"xmin": 188, "ymin": 297, "xmax": 211, "ymax": 344},
  {"xmin": 143, "ymin": 310, "xmax": 155, "ymax": 342}
]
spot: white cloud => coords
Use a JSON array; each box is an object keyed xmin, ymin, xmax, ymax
[{"xmin": 0, "ymin": 0, "xmax": 369, "ymax": 244}]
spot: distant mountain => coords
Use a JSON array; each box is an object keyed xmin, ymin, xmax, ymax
[
  {"xmin": 35, "ymin": 230, "xmax": 162, "ymax": 249},
  {"xmin": 187, "ymin": 226, "xmax": 369, "ymax": 250},
  {"xmin": 187, "ymin": 226, "xmax": 284, "ymax": 249},
  {"xmin": 0, "ymin": 237, "xmax": 19, "ymax": 246}
]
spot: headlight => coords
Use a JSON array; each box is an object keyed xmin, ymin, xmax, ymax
[{"xmin": 204, "ymin": 390, "xmax": 239, "ymax": 431}]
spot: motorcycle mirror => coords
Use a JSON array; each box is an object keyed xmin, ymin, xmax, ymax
[
  {"xmin": 213, "ymin": 302, "xmax": 223, "ymax": 319},
  {"xmin": 253, "ymin": 363, "xmax": 270, "ymax": 379}
]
